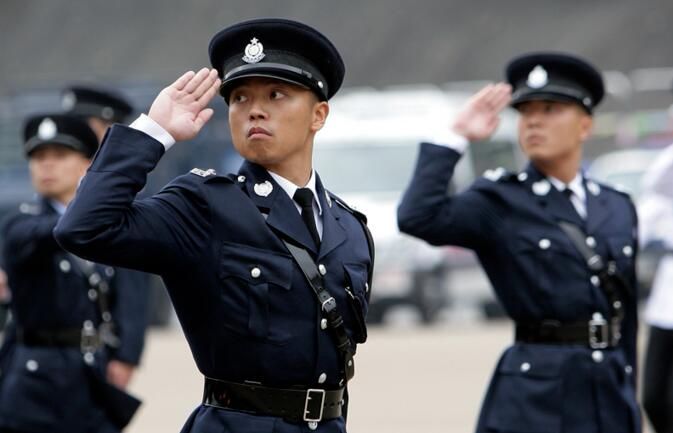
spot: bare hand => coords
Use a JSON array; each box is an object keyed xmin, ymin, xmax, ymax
[
  {"xmin": 148, "ymin": 68, "xmax": 221, "ymax": 142},
  {"xmin": 451, "ymin": 83, "xmax": 512, "ymax": 142},
  {"xmin": 107, "ymin": 360, "xmax": 135, "ymax": 389}
]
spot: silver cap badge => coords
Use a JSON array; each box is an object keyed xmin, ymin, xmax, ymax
[
  {"xmin": 242, "ymin": 38, "xmax": 265, "ymax": 64},
  {"xmin": 254, "ymin": 181, "xmax": 273, "ymax": 197},
  {"xmin": 61, "ymin": 91, "xmax": 76, "ymax": 110},
  {"xmin": 38, "ymin": 118, "xmax": 57, "ymax": 140},
  {"xmin": 526, "ymin": 65, "xmax": 548, "ymax": 89}
]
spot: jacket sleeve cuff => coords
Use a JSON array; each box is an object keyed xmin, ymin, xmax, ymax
[{"xmin": 129, "ymin": 114, "xmax": 176, "ymax": 151}]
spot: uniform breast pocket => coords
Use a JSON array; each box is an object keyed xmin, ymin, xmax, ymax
[
  {"xmin": 343, "ymin": 263, "xmax": 369, "ymax": 343},
  {"xmin": 606, "ymin": 237, "xmax": 635, "ymax": 275},
  {"xmin": 484, "ymin": 347, "xmax": 564, "ymax": 433},
  {"xmin": 218, "ymin": 242, "xmax": 293, "ymax": 345}
]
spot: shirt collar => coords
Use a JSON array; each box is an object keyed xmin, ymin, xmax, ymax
[
  {"xmin": 267, "ymin": 169, "xmax": 323, "ymax": 215},
  {"xmin": 548, "ymin": 172, "xmax": 586, "ymax": 202},
  {"xmin": 49, "ymin": 199, "xmax": 67, "ymax": 216}
]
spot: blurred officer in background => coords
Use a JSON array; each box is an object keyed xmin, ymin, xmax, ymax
[
  {"xmin": 398, "ymin": 52, "xmax": 640, "ymax": 433},
  {"xmin": 638, "ymin": 132, "xmax": 673, "ymax": 433},
  {"xmin": 0, "ymin": 114, "xmax": 142, "ymax": 433},
  {"xmin": 62, "ymin": 84, "xmax": 150, "ymax": 389},
  {"xmin": 54, "ymin": 18, "xmax": 373, "ymax": 433},
  {"xmin": 61, "ymin": 85, "xmax": 134, "ymax": 142}
]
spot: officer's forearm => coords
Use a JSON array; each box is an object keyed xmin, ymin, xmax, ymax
[
  {"xmin": 54, "ymin": 125, "xmax": 164, "ymax": 269},
  {"xmin": 397, "ymin": 142, "xmax": 464, "ymax": 245}
]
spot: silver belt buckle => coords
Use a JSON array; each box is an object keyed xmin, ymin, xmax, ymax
[
  {"xmin": 303, "ymin": 388, "xmax": 326, "ymax": 423},
  {"xmin": 589, "ymin": 316, "xmax": 608, "ymax": 349},
  {"xmin": 80, "ymin": 321, "xmax": 100, "ymax": 354}
]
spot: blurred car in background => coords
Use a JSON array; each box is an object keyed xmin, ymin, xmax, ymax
[
  {"xmin": 314, "ymin": 85, "xmax": 519, "ymax": 324},
  {"xmin": 589, "ymin": 147, "xmax": 664, "ymax": 296}
]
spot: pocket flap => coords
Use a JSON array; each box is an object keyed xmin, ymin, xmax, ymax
[
  {"xmin": 219, "ymin": 241, "xmax": 293, "ymax": 290},
  {"xmin": 497, "ymin": 345, "xmax": 566, "ymax": 379}
]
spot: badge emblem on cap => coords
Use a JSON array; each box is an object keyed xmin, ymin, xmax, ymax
[
  {"xmin": 526, "ymin": 65, "xmax": 548, "ymax": 89},
  {"xmin": 242, "ymin": 38, "xmax": 265, "ymax": 64},
  {"xmin": 61, "ymin": 91, "xmax": 76, "ymax": 110},
  {"xmin": 254, "ymin": 181, "xmax": 273, "ymax": 197},
  {"xmin": 38, "ymin": 118, "xmax": 57, "ymax": 140}
]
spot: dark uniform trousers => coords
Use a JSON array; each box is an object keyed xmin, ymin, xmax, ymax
[
  {"xmin": 0, "ymin": 199, "xmax": 149, "ymax": 433},
  {"xmin": 54, "ymin": 125, "xmax": 372, "ymax": 433},
  {"xmin": 398, "ymin": 143, "xmax": 640, "ymax": 433}
]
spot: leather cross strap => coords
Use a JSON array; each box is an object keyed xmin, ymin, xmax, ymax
[
  {"xmin": 281, "ymin": 239, "xmax": 355, "ymax": 383},
  {"xmin": 557, "ymin": 221, "xmax": 629, "ymax": 345}
]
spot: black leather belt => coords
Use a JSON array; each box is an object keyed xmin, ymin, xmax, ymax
[
  {"xmin": 516, "ymin": 316, "xmax": 621, "ymax": 349},
  {"xmin": 203, "ymin": 377, "xmax": 344, "ymax": 423},
  {"xmin": 16, "ymin": 325, "xmax": 101, "ymax": 353},
  {"xmin": 17, "ymin": 327, "xmax": 83, "ymax": 347}
]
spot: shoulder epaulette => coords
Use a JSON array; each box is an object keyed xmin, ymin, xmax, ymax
[
  {"xmin": 18, "ymin": 202, "xmax": 40, "ymax": 215},
  {"xmin": 189, "ymin": 167, "xmax": 217, "ymax": 178},
  {"xmin": 327, "ymin": 191, "xmax": 367, "ymax": 224}
]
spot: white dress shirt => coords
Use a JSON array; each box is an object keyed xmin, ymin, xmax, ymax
[
  {"xmin": 129, "ymin": 114, "xmax": 324, "ymax": 239},
  {"xmin": 268, "ymin": 170, "xmax": 323, "ymax": 239},
  {"xmin": 547, "ymin": 174, "xmax": 588, "ymax": 219}
]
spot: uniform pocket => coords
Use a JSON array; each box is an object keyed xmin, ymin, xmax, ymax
[
  {"xmin": 484, "ymin": 347, "xmax": 564, "ymax": 433},
  {"xmin": 219, "ymin": 241, "xmax": 293, "ymax": 344},
  {"xmin": 343, "ymin": 263, "xmax": 368, "ymax": 343},
  {"xmin": 605, "ymin": 237, "xmax": 635, "ymax": 275}
]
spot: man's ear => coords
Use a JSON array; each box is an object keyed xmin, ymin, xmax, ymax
[
  {"xmin": 311, "ymin": 101, "xmax": 329, "ymax": 132},
  {"xmin": 578, "ymin": 112, "xmax": 593, "ymax": 142}
]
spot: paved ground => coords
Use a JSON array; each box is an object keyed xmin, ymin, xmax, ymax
[{"xmin": 126, "ymin": 321, "xmax": 652, "ymax": 433}]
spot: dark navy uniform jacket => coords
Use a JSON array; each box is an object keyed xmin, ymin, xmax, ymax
[
  {"xmin": 0, "ymin": 198, "xmax": 149, "ymax": 433},
  {"xmin": 398, "ymin": 143, "xmax": 640, "ymax": 433},
  {"xmin": 54, "ymin": 125, "xmax": 372, "ymax": 433}
]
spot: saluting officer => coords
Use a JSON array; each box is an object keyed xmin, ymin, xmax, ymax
[
  {"xmin": 61, "ymin": 84, "xmax": 150, "ymax": 390},
  {"xmin": 0, "ymin": 115, "xmax": 141, "ymax": 433},
  {"xmin": 398, "ymin": 53, "xmax": 640, "ymax": 433},
  {"xmin": 54, "ymin": 18, "xmax": 373, "ymax": 433}
]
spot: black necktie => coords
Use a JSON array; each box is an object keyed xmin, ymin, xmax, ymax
[
  {"xmin": 562, "ymin": 186, "xmax": 583, "ymax": 219},
  {"xmin": 293, "ymin": 188, "xmax": 320, "ymax": 246}
]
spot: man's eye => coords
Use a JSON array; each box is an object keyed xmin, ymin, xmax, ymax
[
  {"xmin": 232, "ymin": 94, "xmax": 247, "ymax": 103},
  {"xmin": 270, "ymin": 90, "xmax": 285, "ymax": 99}
]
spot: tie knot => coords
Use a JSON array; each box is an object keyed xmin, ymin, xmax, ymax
[
  {"xmin": 293, "ymin": 188, "xmax": 315, "ymax": 209},
  {"xmin": 562, "ymin": 186, "xmax": 574, "ymax": 198}
]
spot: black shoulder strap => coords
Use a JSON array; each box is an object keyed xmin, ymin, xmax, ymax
[
  {"xmin": 281, "ymin": 239, "xmax": 355, "ymax": 383},
  {"xmin": 556, "ymin": 221, "xmax": 629, "ymax": 332},
  {"xmin": 557, "ymin": 221, "xmax": 605, "ymax": 272},
  {"xmin": 230, "ymin": 176, "xmax": 356, "ymax": 383}
]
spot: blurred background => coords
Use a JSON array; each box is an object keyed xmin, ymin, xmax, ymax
[{"xmin": 1, "ymin": 0, "xmax": 672, "ymax": 431}]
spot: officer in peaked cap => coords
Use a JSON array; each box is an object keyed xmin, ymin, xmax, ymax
[
  {"xmin": 54, "ymin": 18, "xmax": 373, "ymax": 433},
  {"xmin": 62, "ymin": 86, "xmax": 134, "ymax": 142},
  {"xmin": 0, "ymin": 114, "xmax": 143, "ymax": 432},
  {"xmin": 506, "ymin": 52, "xmax": 605, "ymax": 113},
  {"xmin": 399, "ymin": 52, "xmax": 641, "ymax": 433},
  {"xmin": 62, "ymin": 84, "xmax": 151, "ymax": 393}
]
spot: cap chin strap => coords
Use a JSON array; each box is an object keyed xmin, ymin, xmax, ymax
[{"xmin": 221, "ymin": 62, "xmax": 328, "ymax": 100}]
